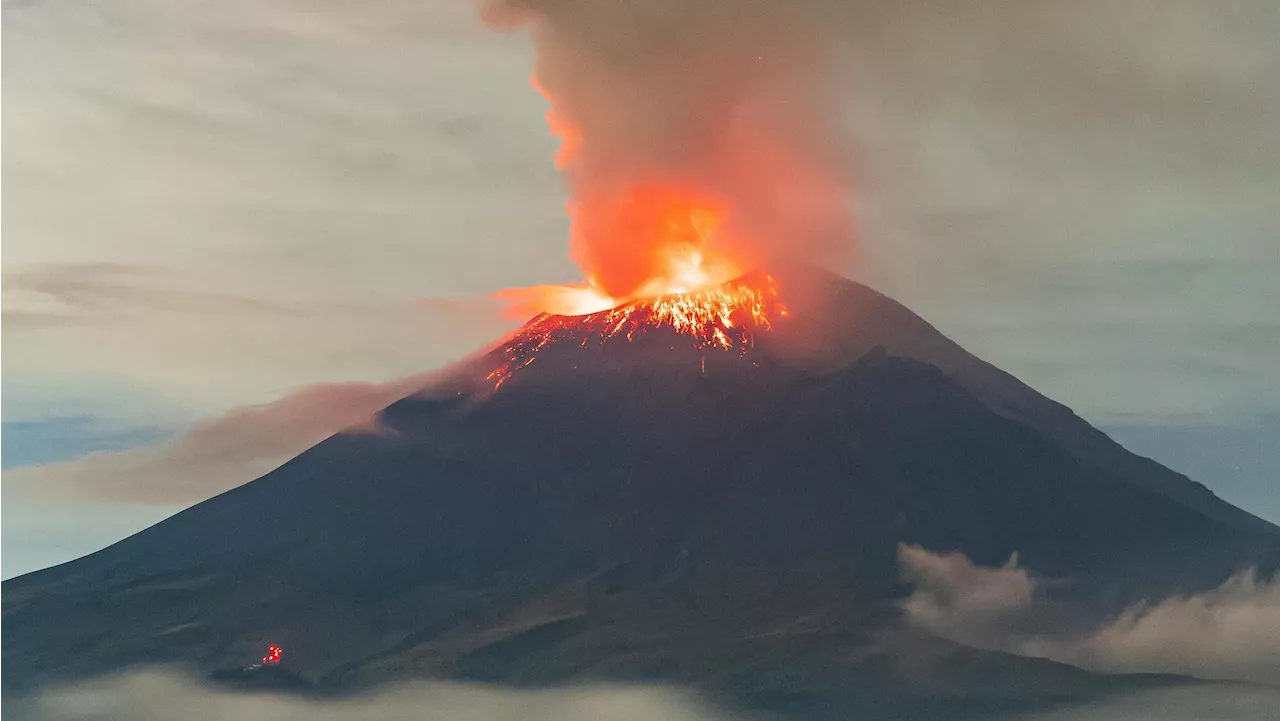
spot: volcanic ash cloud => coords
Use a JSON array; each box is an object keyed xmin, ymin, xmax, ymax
[{"xmin": 480, "ymin": 0, "xmax": 858, "ymax": 302}]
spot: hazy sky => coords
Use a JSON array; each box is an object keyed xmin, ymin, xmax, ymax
[{"xmin": 3, "ymin": 0, "xmax": 1278, "ymax": 577}]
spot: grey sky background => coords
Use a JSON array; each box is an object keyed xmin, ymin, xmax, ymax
[{"xmin": 3, "ymin": 0, "xmax": 1278, "ymax": 577}]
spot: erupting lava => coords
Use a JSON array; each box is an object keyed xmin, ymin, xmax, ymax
[
  {"xmin": 491, "ymin": 76, "xmax": 790, "ymax": 389},
  {"xmin": 502, "ymin": 186, "xmax": 754, "ymax": 319},
  {"xmin": 489, "ymin": 273, "xmax": 787, "ymax": 389}
]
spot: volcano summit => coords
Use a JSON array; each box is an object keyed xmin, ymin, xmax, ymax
[
  {"xmin": 4, "ymin": 266, "xmax": 1278, "ymax": 716},
  {"xmin": 489, "ymin": 271, "xmax": 787, "ymax": 388}
]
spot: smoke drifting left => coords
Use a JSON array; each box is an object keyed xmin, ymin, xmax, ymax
[{"xmin": 481, "ymin": 0, "xmax": 856, "ymax": 312}]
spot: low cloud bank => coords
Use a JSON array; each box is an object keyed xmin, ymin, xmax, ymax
[
  {"xmin": 5, "ymin": 671, "xmax": 733, "ymax": 721},
  {"xmin": 1017, "ymin": 685, "xmax": 1280, "ymax": 721},
  {"xmin": 1035, "ymin": 569, "xmax": 1280, "ymax": 685},
  {"xmin": 899, "ymin": 544, "xmax": 1280, "ymax": 686},
  {"xmin": 6, "ymin": 668, "xmax": 1279, "ymax": 721},
  {"xmin": 2, "ymin": 373, "xmax": 440, "ymax": 505}
]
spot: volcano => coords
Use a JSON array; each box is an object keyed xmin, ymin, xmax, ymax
[{"xmin": 4, "ymin": 266, "xmax": 1278, "ymax": 716}]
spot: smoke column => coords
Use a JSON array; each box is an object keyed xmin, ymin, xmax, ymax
[{"xmin": 481, "ymin": 0, "xmax": 857, "ymax": 301}]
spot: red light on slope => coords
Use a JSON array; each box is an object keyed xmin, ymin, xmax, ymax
[{"xmin": 262, "ymin": 644, "xmax": 282, "ymax": 665}]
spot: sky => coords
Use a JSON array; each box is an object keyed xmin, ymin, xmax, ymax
[{"xmin": 3, "ymin": 0, "xmax": 1279, "ymax": 578}]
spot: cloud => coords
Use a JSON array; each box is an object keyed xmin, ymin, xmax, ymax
[
  {"xmin": 831, "ymin": 0, "xmax": 1280, "ymax": 425},
  {"xmin": 2, "ymin": 373, "xmax": 441, "ymax": 505},
  {"xmin": 4, "ymin": 671, "xmax": 734, "ymax": 721},
  {"xmin": 483, "ymin": 0, "xmax": 858, "ymax": 297},
  {"xmin": 7, "ymin": 668, "xmax": 1280, "ymax": 721},
  {"xmin": 898, "ymin": 544, "xmax": 1280, "ymax": 686},
  {"xmin": 897, "ymin": 544, "xmax": 1039, "ymax": 650},
  {"xmin": 1, "ymin": 416, "xmax": 168, "ymax": 469},
  {"xmin": 2, "ymin": 263, "xmax": 299, "ymax": 326},
  {"xmin": 1016, "ymin": 685, "xmax": 1280, "ymax": 721},
  {"xmin": 474, "ymin": 0, "xmax": 1280, "ymax": 426},
  {"xmin": 2, "ymin": 0, "xmax": 562, "ymax": 419},
  {"xmin": 2, "ymin": 262, "xmax": 513, "ymax": 417},
  {"xmin": 1038, "ymin": 569, "xmax": 1280, "ymax": 686},
  {"xmin": 6, "ymin": 0, "xmax": 1278, "ymax": 430}
]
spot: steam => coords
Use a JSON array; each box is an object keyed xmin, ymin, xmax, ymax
[
  {"xmin": 898, "ymin": 544, "xmax": 1041, "ymax": 650},
  {"xmin": 480, "ymin": 0, "xmax": 856, "ymax": 298},
  {"xmin": 898, "ymin": 544, "xmax": 1280, "ymax": 686},
  {"xmin": 1035, "ymin": 569, "xmax": 1280, "ymax": 685}
]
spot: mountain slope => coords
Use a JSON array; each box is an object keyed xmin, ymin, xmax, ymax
[
  {"xmin": 4, "ymin": 267, "xmax": 1277, "ymax": 714},
  {"xmin": 754, "ymin": 265, "xmax": 1274, "ymax": 535}
]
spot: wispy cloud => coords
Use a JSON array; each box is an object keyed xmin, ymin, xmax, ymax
[
  {"xmin": 3, "ymin": 263, "xmax": 299, "ymax": 326},
  {"xmin": 837, "ymin": 1, "xmax": 1280, "ymax": 426},
  {"xmin": 2, "ymin": 373, "xmax": 443, "ymax": 505},
  {"xmin": 1, "ymin": 416, "xmax": 168, "ymax": 470},
  {"xmin": 2, "ymin": 262, "xmax": 511, "ymax": 416},
  {"xmin": 1, "ymin": 0, "xmax": 562, "ymax": 421},
  {"xmin": 899, "ymin": 544, "xmax": 1280, "ymax": 686}
]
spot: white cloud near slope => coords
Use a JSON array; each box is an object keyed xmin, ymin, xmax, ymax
[
  {"xmin": 7, "ymin": 671, "xmax": 734, "ymax": 721},
  {"xmin": 3, "ymin": 373, "xmax": 441, "ymax": 505},
  {"xmin": 899, "ymin": 544, "xmax": 1280, "ymax": 686}
]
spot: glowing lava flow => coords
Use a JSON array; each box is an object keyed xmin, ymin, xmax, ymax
[{"xmin": 488, "ymin": 274, "xmax": 787, "ymax": 389}]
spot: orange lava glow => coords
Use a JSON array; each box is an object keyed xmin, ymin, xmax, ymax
[
  {"xmin": 501, "ymin": 193, "xmax": 749, "ymax": 319},
  {"xmin": 519, "ymin": 73, "xmax": 761, "ymax": 309},
  {"xmin": 568, "ymin": 186, "xmax": 748, "ymax": 301},
  {"xmin": 489, "ymin": 74, "xmax": 786, "ymax": 389},
  {"xmin": 262, "ymin": 644, "xmax": 282, "ymax": 666},
  {"xmin": 489, "ymin": 274, "xmax": 787, "ymax": 389}
]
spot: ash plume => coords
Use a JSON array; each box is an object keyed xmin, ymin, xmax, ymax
[{"xmin": 479, "ymin": 0, "xmax": 857, "ymax": 298}]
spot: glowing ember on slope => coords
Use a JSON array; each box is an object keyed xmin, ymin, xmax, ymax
[
  {"xmin": 261, "ymin": 644, "xmax": 282, "ymax": 666},
  {"xmin": 489, "ymin": 274, "xmax": 787, "ymax": 389}
]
